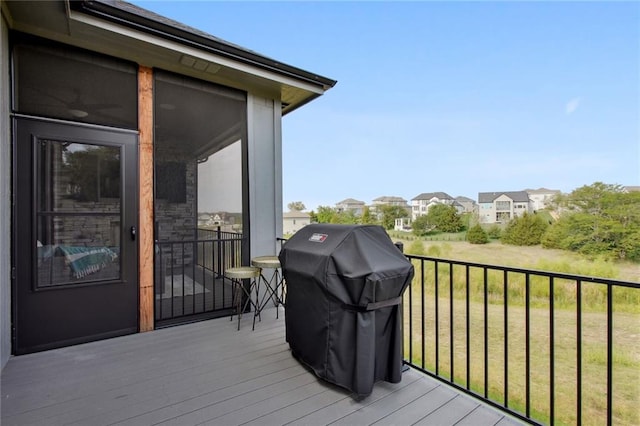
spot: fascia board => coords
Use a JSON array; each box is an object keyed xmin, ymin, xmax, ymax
[{"xmin": 68, "ymin": 10, "xmax": 325, "ymax": 96}]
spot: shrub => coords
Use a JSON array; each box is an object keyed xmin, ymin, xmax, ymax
[
  {"xmin": 487, "ymin": 225, "xmax": 502, "ymax": 240},
  {"xmin": 467, "ymin": 224, "xmax": 489, "ymax": 244},
  {"xmin": 501, "ymin": 212, "xmax": 549, "ymax": 246}
]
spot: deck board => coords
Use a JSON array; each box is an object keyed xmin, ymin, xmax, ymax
[{"xmin": 1, "ymin": 309, "xmax": 524, "ymax": 426}]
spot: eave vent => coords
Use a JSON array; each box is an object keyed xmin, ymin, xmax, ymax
[{"xmin": 180, "ymin": 55, "xmax": 220, "ymax": 74}]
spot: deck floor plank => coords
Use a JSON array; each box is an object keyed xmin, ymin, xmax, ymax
[
  {"xmin": 286, "ymin": 370, "xmax": 424, "ymax": 426},
  {"xmin": 413, "ymin": 394, "xmax": 486, "ymax": 425},
  {"xmin": 332, "ymin": 378, "xmax": 455, "ymax": 426},
  {"xmin": 454, "ymin": 405, "xmax": 505, "ymax": 426},
  {"xmin": 1, "ymin": 309, "xmax": 524, "ymax": 426}
]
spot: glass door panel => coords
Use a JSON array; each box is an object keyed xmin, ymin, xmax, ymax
[{"xmin": 36, "ymin": 140, "xmax": 122, "ymax": 288}]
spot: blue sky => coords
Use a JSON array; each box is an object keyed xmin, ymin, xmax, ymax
[{"xmin": 132, "ymin": 1, "xmax": 639, "ymax": 211}]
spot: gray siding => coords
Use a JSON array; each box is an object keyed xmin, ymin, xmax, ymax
[
  {"xmin": 248, "ymin": 94, "xmax": 283, "ymax": 258},
  {"xmin": 1, "ymin": 9, "xmax": 10, "ymax": 370}
]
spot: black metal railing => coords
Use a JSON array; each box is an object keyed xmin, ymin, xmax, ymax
[
  {"xmin": 154, "ymin": 230, "xmax": 244, "ymax": 325},
  {"xmin": 402, "ymin": 254, "xmax": 640, "ymax": 425}
]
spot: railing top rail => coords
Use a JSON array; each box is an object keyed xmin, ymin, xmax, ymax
[
  {"xmin": 196, "ymin": 227, "xmax": 242, "ymax": 234},
  {"xmin": 155, "ymin": 236, "xmax": 245, "ymax": 244},
  {"xmin": 405, "ymin": 253, "xmax": 640, "ymax": 288}
]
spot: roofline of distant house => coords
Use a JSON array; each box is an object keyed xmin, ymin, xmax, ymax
[{"xmin": 71, "ymin": 1, "xmax": 338, "ymax": 92}]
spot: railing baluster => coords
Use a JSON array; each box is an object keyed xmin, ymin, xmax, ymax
[
  {"xmin": 181, "ymin": 242, "xmax": 186, "ymax": 315},
  {"xmin": 577, "ymin": 279, "xmax": 582, "ymax": 426},
  {"xmin": 607, "ymin": 284, "xmax": 613, "ymax": 426},
  {"xmin": 170, "ymin": 246, "xmax": 174, "ymax": 318},
  {"xmin": 550, "ymin": 276, "xmax": 555, "ymax": 426},
  {"xmin": 504, "ymin": 270, "xmax": 509, "ymax": 408},
  {"xmin": 408, "ymin": 260, "xmax": 413, "ymax": 365},
  {"xmin": 465, "ymin": 265, "xmax": 470, "ymax": 391},
  {"xmin": 192, "ymin": 241, "xmax": 197, "ymax": 314},
  {"xmin": 435, "ymin": 260, "xmax": 439, "ymax": 376},
  {"xmin": 450, "ymin": 262, "xmax": 454, "ymax": 383},
  {"xmin": 421, "ymin": 258, "xmax": 425, "ymax": 370},
  {"xmin": 212, "ymin": 239, "xmax": 218, "ymax": 305},
  {"xmin": 484, "ymin": 267, "xmax": 488, "ymax": 399},
  {"xmin": 158, "ymin": 243, "xmax": 164, "ymax": 319},
  {"xmin": 525, "ymin": 273, "xmax": 531, "ymax": 419},
  {"xmin": 201, "ymin": 241, "xmax": 206, "ymax": 312}
]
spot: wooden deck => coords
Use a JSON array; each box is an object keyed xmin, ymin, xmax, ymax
[{"xmin": 1, "ymin": 309, "xmax": 523, "ymax": 425}]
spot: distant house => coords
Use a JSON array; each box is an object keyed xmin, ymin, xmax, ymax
[
  {"xmin": 283, "ymin": 211, "xmax": 311, "ymax": 235},
  {"xmin": 198, "ymin": 214, "xmax": 214, "ymax": 227},
  {"xmin": 410, "ymin": 192, "xmax": 455, "ymax": 220},
  {"xmin": 371, "ymin": 196, "xmax": 409, "ymax": 209},
  {"xmin": 335, "ymin": 198, "xmax": 366, "ymax": 216},
  {"xmin": 478, "ymin": 191, "xmax": 532, "ymax": 224},
  {"xmin": 454, "ymin": 196, "xmax": 477, "ymax": 214},
  {"xmin": 525, "ymin": 188, "xmax": 561, "ymax": 211},
  {"xmin": 370, "ymin": 196, "xmax": 410, "ymax": 220},
  {"xmin": 624, "ymin": 186, "xmax": 640, "ymax": 192}
]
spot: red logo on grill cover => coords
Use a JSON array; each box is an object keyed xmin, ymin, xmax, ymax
[{"xmin": 309, "ymin": 233, "xmax": 328, "ymax": 243}]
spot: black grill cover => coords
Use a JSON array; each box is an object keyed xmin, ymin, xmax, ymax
[{"xmin": 279, "ymin": 224, "xmax": 414, "ymax": 397}]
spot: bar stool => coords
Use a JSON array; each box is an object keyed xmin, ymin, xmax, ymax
[
  {"xmin": 251, "ymin": 255, "xmax": 285, "ymax": 319},
  {"xmin": 225, "ymin": 266, "xmax": 261, "ymax": 330}
]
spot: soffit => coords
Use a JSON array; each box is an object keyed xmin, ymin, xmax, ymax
[{"xmin": 3, "ymin": 0, "xmax": 334, "ymax": 114}]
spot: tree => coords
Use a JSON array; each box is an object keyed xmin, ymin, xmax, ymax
[
  {"xmin": 552, "ymin": 182, "xmax": 625, "ymax": 215},
  {"xmin": 412, "ymin": 214, "xmax": 434, "ymax": 236},
  {"xmin": 379, "ymin": 205, "xmax": 410, "ymax": 230},
  {"xmin": 501, "ymin": 212, "xmax": 549, "ymax": 246},
  {"xmin": 360, "ymin": 206, "xmax": 376, "ymax": 225},
  {"xmin": 312, "ymin": 205, "xmax": 337, "ymax": 223},
  {"xmin": 467, "ymin": 224, "xmax": 489, "ymax": 244},
  {"xmin": 287, "ymin": 201, "xmax": 306, "ymax": 211},
  {"xmin": 543, "ymin": 184, "xmax": 640, "ymax": 261},
  {"xmin": 311, "ymin": 205, "xmax": 360, "ymax": 224},
  {"xmin": 426, "ymin": 204, "xmax": 464, "ymax": 233}
]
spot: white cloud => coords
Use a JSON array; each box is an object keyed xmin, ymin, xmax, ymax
[{"xmin": 565, "ymin": 97, "xmax": 582, "ymax": 114}]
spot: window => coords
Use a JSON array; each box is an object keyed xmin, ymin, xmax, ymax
[
  {"xmin": 496, "ymin": 212, "xmax": 511, "ymax": 223},
  {"xmin": 495, "ymin": 200, "xmax": 511, "ymax": 210}
]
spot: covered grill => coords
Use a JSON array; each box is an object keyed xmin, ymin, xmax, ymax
[{"xmin": 279, "ymin": 224, "xmax": 414, "ymax": 397}]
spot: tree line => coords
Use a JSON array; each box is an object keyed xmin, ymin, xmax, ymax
[
  {"xmin": 297, "ymin": 182, "xmax": 640, "ymax": 262},
  {"xmin": 458, "ymin": 182, "xmax": 639, "ymax": 262}
]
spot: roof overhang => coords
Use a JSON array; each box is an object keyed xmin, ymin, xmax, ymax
[{"xmin": 2, "ymin": 0, "xmax": 336, "ymax": 115}]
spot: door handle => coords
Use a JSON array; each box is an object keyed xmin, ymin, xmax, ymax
[{"xmin": 130, "ymin": 226, "xmax": 137, "ymax": 241}]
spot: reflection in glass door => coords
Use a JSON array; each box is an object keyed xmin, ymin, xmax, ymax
[{"xmin": 36, "ymin": 141, "xmax": 122, "ymax": 287}]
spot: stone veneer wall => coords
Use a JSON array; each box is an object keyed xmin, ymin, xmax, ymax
[{"xmin": 154, "ymin": 155, "xmax": 197, "ymax": 268}]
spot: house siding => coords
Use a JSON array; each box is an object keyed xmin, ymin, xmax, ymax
[
  {"xmin": 283, "ymin": 213, "xmax": 310, "ymax": 235},
  {"xmin": 410, "ymin": 193, "xmax": 455, "ymax": 220},
  {"xmin": 248, "ymin": 95, "xmax": 282, "ymax": 257},
  {"xmin": 478, "ymin": 191, "xmax": 532, "ymax": 224},
  {"xmin": 1, "ymin": 9, "xmax": 10, "ymax": 369}
]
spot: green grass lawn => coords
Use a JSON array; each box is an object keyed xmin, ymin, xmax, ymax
[{"xmin": 390, "ymin": 235, "xmax": 639, "ymax": 283}]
